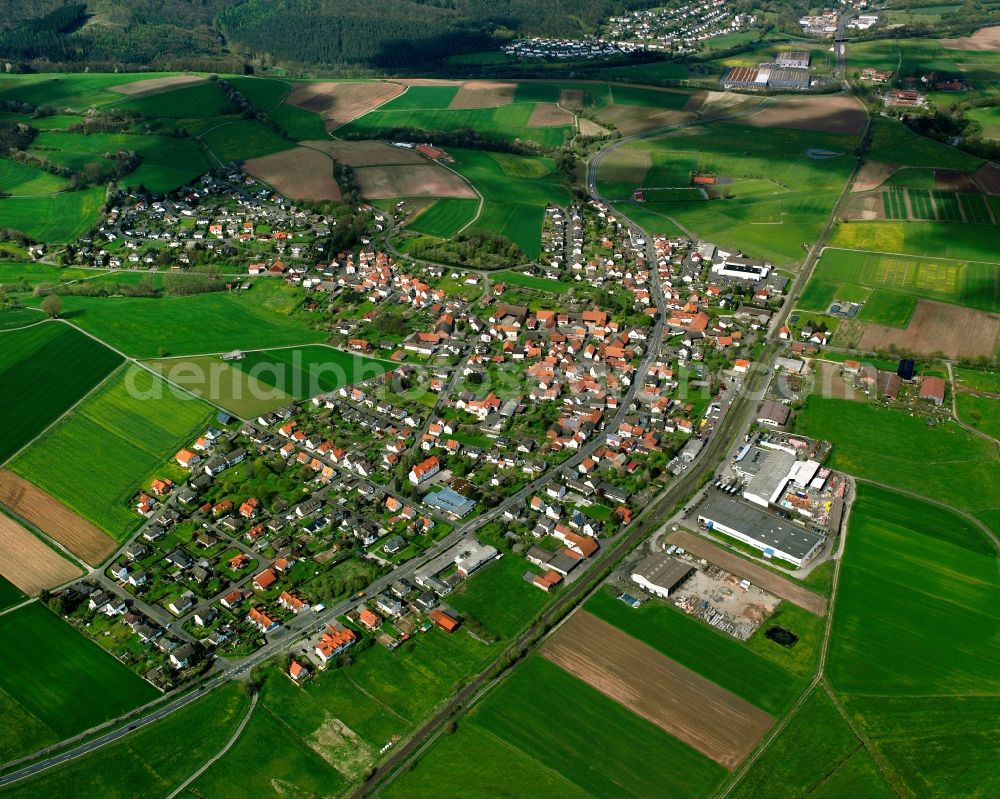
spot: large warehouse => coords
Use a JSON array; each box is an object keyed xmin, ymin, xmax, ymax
[
  {"xmin": 631, "ymin": 554, "xmax": 694, "ymax": 598},
  {"xmin": 697, "ymin": 494, "xmax": 825, "ymax": 566}
]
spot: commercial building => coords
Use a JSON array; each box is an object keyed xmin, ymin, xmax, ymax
[
  {"xmin": 757, "ymin": 400, "xmax": 791, "ymax": 427},
  {"xmin": 775, "ymin": 51, "xmax": 810, "ymax": 69},
  {"xmin": 631, "ymin": 554, "xmax": 694, "ymax": 598},
  {"xmin": 711, "ymin": 255, "xmax": 771, "ymax": 281},
  {"xmin": 698, "ymin": 493, "xmax": 824, "ymax": 566},
  {"xmin": 454, "ymin": 540, "xmax": 499, "ymax": 577},
  {"xmin": 742, "ymin": 448, "xmax": 796, "ymax": 508}
]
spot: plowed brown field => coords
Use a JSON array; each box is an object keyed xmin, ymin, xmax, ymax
[
  {"xmin": 543, "ymin": 611, "xmax": 773, "ymax": 768},
  {"xmin": 287, "ymin": 82, "xmax": 404, "ymax": 129},
  {"xmin": 858, "ymin": 300, "xmax": 1000, "ymax": 359},
  {"xmin": 110, "ymin": 75, "xmax": 206, "ymax": 96},
  {"xmin": 0, "ymin": 515, "xmax": 81, "ymax": 595},
  {"xmin": 353, "ymin": 164, "xmax": 476, "ymax": 199},
  {"xmin": 244, "ymin": 147, "xmax": 342, "ymax": 201},
  {"xmin": 449, "ymin": 81, "xmax": 516, "ymax": 109}
]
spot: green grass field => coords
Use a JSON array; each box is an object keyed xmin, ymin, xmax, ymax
[
  {"xmin": 231, "ymin": 345, "xmax": 394, "ymax": 398},
  {"xmin": 491, "ymin": 270, "xmax": 574, "ymax": 293},
  {"xmin": 585, "ymin": 588, "xmax": 813, "ymax": 715},
  {"xmin": 11, "ymin": 365, "xmax": 214, "ymax": 538},
  {"xmin": 794, "ymin": 396, "xmax": 1000, "ymax": 532},
  {"xmin": 27, "ymin": 280, "xmax": 324, "ymax": 358},
  {"xmin": 340, "ymin": 101, "xmax": 573, "ymax": 148},
  {"xmin": 0, "ymin": 683, "xmax": 249, "ymax": 799},
  {"xmin": 829, "ymin": 221, "xmax": 1000, "ymax": 266},
  {"xmin": 188, "ymin": 702, "xmax": 347, "ymax": 799},
  {"xmin": 0, "ymin": 603, "xmax": 158, "ymax": 763},
  {"xmin": 115, "ymin": 81, "xmax": 233, "ymax": 119},
  {"xmin": 0, "ymin": 157, "xmax": 70, "ymax": 196},
  {"xmin": 866, "ymin": 116, "xmax": 983, "ymax": 171},
  {"xmin": 0, "ymin": 576, "xmax": 26, "ymax": 612},
  {"xmin": 967, "ymin": 105, "xmax": 1000, "ymax": 140},
  {"xmin": 0, "ymin": 322, "xmax": 123, "ymax": 462},
  {"xmin": 0, "ymin": 188, "xmax": 104, "ymax": 242},
  {"xmin": 201, "ymin": 119, "xmax": 296, "ymax": 164},
  {"xmin": 407, "ymin": 197, "xmax": 479, "ymax": 237},
  {"xmin": 954, "ymin": 368, "xmax": 1000, "ymax": 439},
  {"xmin": 401, "ymin": 655, "xmax": 727, "ymax": 799},
  {"xmin": 0, "ymin": 73, "xmax": 183, "ymax": 110},
  {"xmin": 827, "ymin": 483, "xmax": 1000, "ymax": 695},
  {"xmin": 813, "ymin": 248, "xmax": 1000, "ymax": 313},
  {"xmin": 448, "ymin": 149, "xmax": 571, "ymax": 258},
  {"xmin": 445, "ymin": 554, "xmax": 549, "ymax": 640},
  {"xmin": 857, "ymin": 290, "xmax": 917, "ymax": 326},
  {"xmin": 379, "ymin": 84, "xmax": 460, "ymax": 110}
]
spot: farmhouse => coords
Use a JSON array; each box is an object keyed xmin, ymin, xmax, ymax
[
  {"xmin": 631, "ymin": 553, "xmax": 694, "ymax": 598},
  {"xmin": 697, "ymin": 493, "xmax": 824, "ymax": 566},
  {"xmin": 919, "ymin": 376, "xmax": 946, "ymax": 406}
]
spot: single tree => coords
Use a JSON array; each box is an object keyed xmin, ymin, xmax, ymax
[{"xmin": 41, "ymin": 294, "xmax": 61, "ymax": 318}]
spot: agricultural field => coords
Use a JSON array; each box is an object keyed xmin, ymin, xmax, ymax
[
  {"xmin": 10, "ymin": 366, "xmax": 215, "ymax": 540},
  {"xmin": 406, "ymin": 197, "xmax": 479, "ymax": 237},
  {"xmin": 0, "ymin": 602, "xmax": 159, "ymax": 764},
  {"xmin": 0, "ymin": 514, "xmax": 81, "ymax": 596},
  {"xmin": 389, "ymin": 655, "xmax": 726, "ymax": 799},
  {"xmin": 827, "ymin": 483, "xmax": 1000, "ymax": 695},
  {"xmin": 0, "ymin": 684, "xmax": 250, "ymax": 799},
  {"xmin": 352, "ymin": 164, "xmax": 475, "ymax": 200},
  {"xmin": 145, "ymin": 355, "xmax": 295, "ymax": 419},
  {"xmin": 0, "ymin": 158, "xmax": 69, "ymax": 196},
  {"xmin": 25, "ymin": 280, "xmax": 325, "ymax": 358},
  {"xmin": 954, "ymin": 367, "xmax": 1000, "ymax": 439},
  {"xmin": 0, "ymin": 322, "xmax": 124, "ymax": 463},
  {"xmin": 968, "ymin": 105, "xmax": 1000, "ymax": 140},
  {"xmin": 585, "ymin": 588, "xmax": 812, "ymax": 715},
  {"xmin": 855, "ymin": 299, "xmax": 1000, "ymax": 359},
  {"xmin": 301, "ymin": 139, "xmax": 426, "ymax": 167},
  {"xmin": 829, "ymin": 220, "xmax": 1000, "ymax": 264},
  {"xmin": 115, "ymin": 80, "xmax": 233, "ymax": 120},
  {"xmin": 243, "ymin": 146, "xmax": 342, "ymax": 202},
  {"xmin": 200, "ymin": 120, "xmax": 295, "ymax": 164},
  {"xmin": 0, "ymin": 575, "xmax": 26, "ymax": 612},
  {"xmin": 231, "ymin": 345, "xmax": 394, "ymax": 398},
  {"xmin": 444, "ymin": 554, "xmax": 549, "ymax": 640},
  {"xmin": 286, "ymin": 81, "xmax": 405, "ymax": 130},
  {"xmin": 811, "ymin": 248, "xmax": 1000, "ymax": 313},
  {"xmin": 0, "ymin": 72, "xmax": 179, "ymax": 111},
  {"xmin": 795, "ymin": 397, "xmax": 1000, "ymax": 528},
  {"xmin": 447, "ymin": 149, "xmax": 572, "ymax": 258},
  {"xmin": 0, "ymin": 188, "xmax": 105, "ymax": 242},
  {"xmin": 599, "ymin": 122, "xmax": 859, "ymax": 265},
  {"xmin": 866, "ymin": 116, "xmax": 983, "ymax": 171}
]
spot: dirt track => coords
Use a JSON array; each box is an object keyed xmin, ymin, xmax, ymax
[
  {"xmin": 667, "ymin": 531, "xmax": 828, "ymax": 615},
  {"xmin": 244, "ymin": 147, "xmax": 342, "ymax": 202},
  {"xmin": 858, "ymin": 300, "xmax": 1000, "ymax": 359},
  {"xmin": 0, "ymin": 470, "xmax": 116, "ymax": 566},
  {"xmin": 543, "ymin": 611, "xmax": 773, "ymax": 769},
  {"xmin": 0, "ymin": 515, "xmax": 81, "ymax": 595}
]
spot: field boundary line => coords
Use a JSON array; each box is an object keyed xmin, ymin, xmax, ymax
[
  {"xmin": 327, "ymin": 82, "xmax": 411, "ymax": 135},
  {"xmin": 0, "ymin": 597, "xmax": 36, "ymax": 618},
  {"xmin": 820, "ymin": 244, "xmax": 1000, "ymax": 267},
  {"xmin": 164, "ymin": 688, "xmax": 258, "ymax": 799}
]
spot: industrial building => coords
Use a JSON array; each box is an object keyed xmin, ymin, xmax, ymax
[
  {"xmin": 697, "ymin": 494, "xmax": 825, "ymax": 566},
  {"xmin": 757, "ymin": 400, "xmax": 791, "ymax": 427},
  {"xmin": 776, "ymin": 51, "xmax": 810, "ymax": 69},
  {"xmin": 721, "ymin": 64, "xmax": 811, "ymax": 91},
  {"xmin": 631, "ymin": 554, "xmax": 694, "ymax": 598},
  {"xmin": 710, "ymin": 255, "xmax": 772, "ymax": 281},
  {"xmin": 741, "ymin": 447, "xmax": 796, "ymax": 507},
  {"xmin": 453, "ymin": 540, "xmax": 499, "ymax": 577}
]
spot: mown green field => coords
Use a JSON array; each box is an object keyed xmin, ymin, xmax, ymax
[
  {"xmin": 0, "ymin": 72, "xmax": 178, "ymax": 110},
  {"xmin": 0, "ymin": 683, "xmax": 249, "ymax": 799},
  {"xmin": 115, "ymin": 81, "xmax": 233, "ymax": 119},
  {"xmin": 0, "ymin": 322, "xmax": 123, "ymax": 462},
  {"xmin": 585, "ymin": 588, "xmax": 813, "ymax": 715},
  {"xmin": 201, "ymin": 119, "xmax": 295, "ymax": 163},
  {"xmin": 0, "ymin": 262, "xmax": 92, "ymax": 287},
  {"xmin": 0, "ymin": 603, "xmax": 158, "ymax": 763},
  {"xmin": 389, "ymin": 655, "xmax": 726, "ymax": 799},
  {"xmin": 866, "ymin": 116, "xmax": 983, "ymax": 171},
  {"xmin": 491, "ymin": 269, "xmax": 574, "ymax": 293},
  {"xmin": 11, "ymin": 365, "xmax": 214, "ymax": 538},
  {"xmin": 829, "ymin": 220, "xmax": 1000, "ymax": 265},
  {"xmin": 0, "ymin": 188, "xmax": 104, "ymax": 242},
  {"xmin": 445, "ymin": 554, "xmax": 549, "ymax": 640},
  {"xmin": 448, "ymin": 148, "xmax": 571, "ymax": 258},
  {"xmin": 827, "ymin": 483, "xmax": 1000, "ymax": 695},
  {"xmin": 232, "ymin": 345, "xmax": 394, "ymax": 398},
  {"xmin": 26, "ymin": 280, "xmax": 324, "ymax": 358},
  {"xmin": 795, "ymin": 397, "xmax": 1000, "ymax": 528},
  {"xmin": 600, "ymin": 122, "xmax": 859, "ymax": 265},
  {"xmin": 407, "ymin": 197, "xmax": 479, "ymax": 237}
]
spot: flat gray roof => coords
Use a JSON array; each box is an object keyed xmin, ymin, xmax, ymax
[
  {"xmin": 744, "ymin": 448, "xmax": 795, "ymax": 502},
  {"xmin": 632, "ymin": 553, "xmax": 693, "ymax": 590},
  {"xmin": 698, "ymin": 493, "xmax": 824, "ymax": 559}
]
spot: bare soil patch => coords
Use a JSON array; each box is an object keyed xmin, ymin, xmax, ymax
[
  {"xmin": 973, "ymin": 162, "xmax": 1000, "ymax": 194},
  {"xmin": 396, "ymin": 78, "xmax": 461, "ymax": 87},
  {"xmin": 0, "ymin": 515, "xmax": 81, "ymax": 595},
  {"xmin": 0, "ymin": 470, "xmax": 116, "ymax": 566},
  {"xmin": 528, "ymin": 102, "xmax": 574, "ymax": 128},
  {"xmin": 448, "ymin": 81, "xmax": 516, "ymax": 109},
  {"xmin": 287, "ymin": 82, "xmax": 404, "ymax": 129},
  {"xmin": 559, "ymin": 89, "xmax": 585, "ymax": 112},
  {"xmin": 843, "ymin": 193, "xmax": 885, "ymax": 221},
  {"xmin": 935, "ymin": 169, "xmax": 978, "ymax": 192},
  {"xmin": 597, "ymin": 105, "xmax": 696, "ymax": 136},
  {"xmin": 109, "ymin": 74, "xmax": 206, "ymax": 97},
  {"xmin": 578, "ymin": 118, "xmax": 610, "ymax": 137},
  {"xmin": 244, "ymin": 147, "xmax": 341, "ymax": 202},
  {"xmin": 739, "ymin": 95, "xmax": 865, "ymax": 135},
  {"xmin": 853, "ymin": 161, "xmax": 897, "ymax": 192},
  {"xmin": 942, "ymin": 25, "xmax": 1000, "ymax": 51},
  {"xmin": 543, "ymin": 611, "xmax": 773, "ymax": 768},
  {"xmin": 309, "ymin": 715, "xmax": 375, "ymax": 783},
  {"xmin": 858, "ymin": 300, "xmax": 1000, "ymax": 359},
  {"xmin": 303, "ymin": 140, "xmax": 424, "ymax": 167},
  {"xmin": 812, "ymin": 360, "xmax": 870, "ymax": 403},
  {"xmin": 667, "ymin": 531, "xmax": 828, "ymax": 615},
  {"xmin": 682, "ymin": 91, "xmax": 708, "ymax": 113},
  {"xmin": 353, "ymin": 164, "xmax": 476, "ymax": 199}
]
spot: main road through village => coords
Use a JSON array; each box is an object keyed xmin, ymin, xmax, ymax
[{"xmin": 0, "ymin": 59, "xmax": 869, "ymax": 791}]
